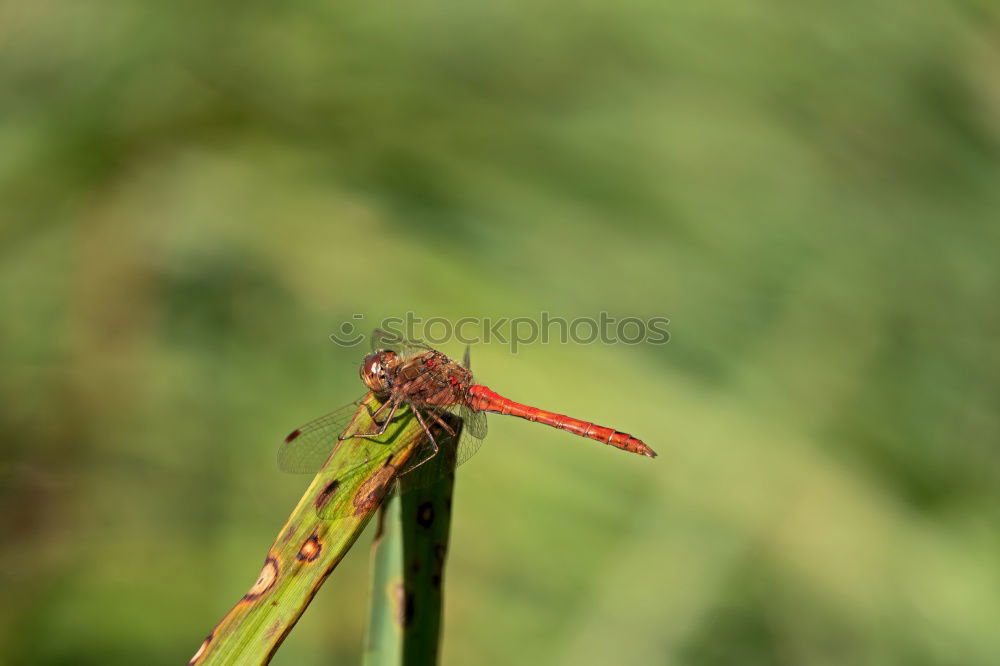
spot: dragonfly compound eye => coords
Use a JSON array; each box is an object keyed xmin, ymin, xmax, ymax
[{"xmin": 360, "ymin": 350, "xmax": 399, "ymax": 395}]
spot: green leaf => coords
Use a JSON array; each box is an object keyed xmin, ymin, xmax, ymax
[{"xmin": 190, "ymin": 393, "xmax": 428, "ymax": 666}]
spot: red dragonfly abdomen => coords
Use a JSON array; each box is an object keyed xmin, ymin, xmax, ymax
[{"xmin": 466, "ymin": 385, "xmax": 657, "ymax": 458}]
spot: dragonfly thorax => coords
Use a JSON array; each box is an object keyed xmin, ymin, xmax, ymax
[{"xmin": 359, "ymin": 349, "xmax": 400, "ymax": 395}]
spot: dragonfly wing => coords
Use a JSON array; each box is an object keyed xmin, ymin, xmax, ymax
[
  {"xmin": 396, "ymin": 406, "xmax": 460, "ymax": 492},
  {"xmin": 370, "ymin": 327, "xmax": 435, "ymax": 358},
  {"xmin": 299, "ymin": 398, "xmax": 427, "ymax": 521},
  {"xmin": 458, "ymin": 404, "xmax": 487, "ymax": 440},
  {"xmin": 277, "ymin": 399, "xmax": 368, "ymax": 473},
  {"xmin": 455, "ymin": 404, "xmax": 486, "ymax": 467},
  {"xmin": 454, "ymin": 346, "xmax": 486, "ymax": 464},
  {"xmin": 395, "ymin": 404, "xmax": 485, "ymax": 491},
  {"xmin": 316, "ymin": 452, "xmax": 404, "ymax": 520}
]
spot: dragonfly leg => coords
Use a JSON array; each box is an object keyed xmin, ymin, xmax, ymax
[
  {"xmin": 426, "ymin": 409, "xmax": 457, "ymax": 438},
  {"xmin": 342, "ymin": 398, "xmax": 400, "ymax": 440},
  {"xmin": 404, "ymin": 407, "xmax": 441, "ymax": 473},
  {"xmin": 368, "ymin": 399, "xmax": 391, "ymax": 424}
]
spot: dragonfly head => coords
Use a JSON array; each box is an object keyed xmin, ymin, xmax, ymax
[{"xmin": 360, "ymin": 349, "xmax": 399, "ymax": 395}]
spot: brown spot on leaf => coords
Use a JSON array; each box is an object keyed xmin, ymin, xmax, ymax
[
  {"xmin": 416, "ymin": 501, "xmax": 435, "ymax": 528},
  {"xmin": 352, "ymin": 465, "xmax": 396, "ymax": 516},
  {"xmin": 431, "ymin": 544, "xmax": 447, "ymax": 589},
  {"xmin": 390, "ymin": 581, "xmax": 416, "ymax": 628},
  {"xmin": 243, "ymin": 556, "xmax": 279, "ymax": 601},
  {"xmin": 297, "ymin": 534, "xmax": 322, "ymax": 562},
  {"xmin": 315, "ymin": 479, "xmax": 340, "ymax": 513},
  {"xmin": 266, "ymin": 620, "xmax": 282, "ymax": 639}
]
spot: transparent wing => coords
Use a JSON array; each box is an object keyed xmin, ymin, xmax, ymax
[
  {"xmin": 277, "ymin": 398, "xmax": 369, "ymax": 473},
  {"xmin": 370, "ymin": 327, "xmax": 435, "ymax": 358},
  {"xmin": 317, "ymin": 408, "xmax": 461, "ymax": 520},
  {"xmin": 316, "ymin": 444, "xmax": 407, "ymax": 520},
  {"xmin": 396, "ymin": 407, "xmax": 461, "ymax": 492},
  {"xmin": 450, "ymin": 405, "xmax": 486, "ymax": 468},
  {"xmin": 280, "ymin": 401, "xmax": 487, "ymax": 511},
  {"xmin": 310, "ymin": 406, "xmax": 424, "ymax": 521},
  {"xmin": 458, "ymin": 405, "xmax": 487, "ymax": 440},
  {"xmin": 456, "ymin": 343, "xmax": 486, "ymax": 463},
  {"xmin": 395, "ymin": 404, "xmax": 486, "ymax": 491}
]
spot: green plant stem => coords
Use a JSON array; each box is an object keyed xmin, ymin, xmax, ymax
[
  {"xmin": 364, "ymin": 419, "xmax": 459, "ymax": 666},
  {"xmin": 364, "ymin": 497, "xmax": 405, "ymax": 666}
]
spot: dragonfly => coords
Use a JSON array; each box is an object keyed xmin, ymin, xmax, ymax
[{"xmin": 278, "ymin": 330, "xmax": 656, "ymax": 515}]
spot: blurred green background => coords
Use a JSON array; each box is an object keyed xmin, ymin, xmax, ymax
[{"xmin": 3, "ymin": 1, "xmax": 1000, "ymax": 664}]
